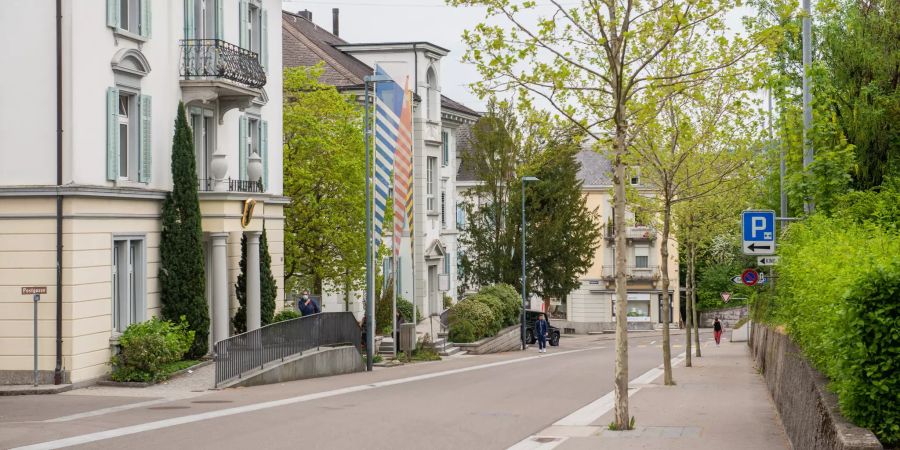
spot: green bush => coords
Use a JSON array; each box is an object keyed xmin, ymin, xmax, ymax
[
  {"xmin": 774, "ymin": 215, "xmax": 900, "ymax": 445},
  {"xmin": 470, "ymin": 293, "xmax": 506, "ymax": 332},
  {"xmin": 478, "ymin": 283, "xmax": 520, "ymax": 326},
  {"xmin": 110, "ymin": 316, "xmax": 195, "ymax": 383},
  {"xmin": 272, "ymin": 310, "xmax": 301, "ymax": 323},
  {"xmin": 833, "ymin": 260, "xmax": 900, "ymax": 446},
  {"xmin": 448, "ymin": 299, "xmax": 496, "ymax": 343}
]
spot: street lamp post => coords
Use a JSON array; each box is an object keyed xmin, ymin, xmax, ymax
[
  {"xmin": 521, "ymin": 176, "xmax": 540, "ymax": 351},
  {"xmin": 362, "ymin": 73, "xmax": 393, "ymax": 372}
]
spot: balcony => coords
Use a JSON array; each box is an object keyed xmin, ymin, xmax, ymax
[
  {"xmin": 198, "ymin": 178, "xmax": 264, "ymax": 193},
  {"xmin": 604, "ymin": 225, "xmax": 656, "ymax": 243},
  {"xmin": 179, "ymin": 39, "xmax": 266, "ymax": 120},
  {"xmin": 601, "ymin": 266, "xmax": 660, "ymax": 282}
]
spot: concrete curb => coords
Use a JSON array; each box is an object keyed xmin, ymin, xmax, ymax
[{"xmin": 0, "ymin": 384, "xmax": 74, "ymax": 396}]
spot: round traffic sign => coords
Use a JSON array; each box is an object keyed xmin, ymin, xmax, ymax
[{"xmin": 741, "ymin": 268, "xmax": 759, "ymax": 286}]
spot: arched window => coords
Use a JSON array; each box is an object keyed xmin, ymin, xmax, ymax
[{"xmin": 426, "ymin": 67, "xmax": 438, "ymax": 121}]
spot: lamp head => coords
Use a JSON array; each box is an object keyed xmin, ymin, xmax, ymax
[{"xmin": 523, "ymin": 176, "xmax": 540, "ymax": 182}]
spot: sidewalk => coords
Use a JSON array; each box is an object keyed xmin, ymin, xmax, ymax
[{"xmin": 521, "ymin": 336, "xmax": 789, "ymax": 449}]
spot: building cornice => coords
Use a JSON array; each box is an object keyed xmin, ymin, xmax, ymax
[{"xmin": 335, "ymin": 42, "xmax": 450, "ymax": 56}]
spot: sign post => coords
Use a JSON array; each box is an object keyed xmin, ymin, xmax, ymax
[
  {"xmin": 22, "ymin": 287, "xmax": 47, "ymax": 386},
  {"xmin": 742, "ymin": 210, "xmax": 776, "ymax": 255}
]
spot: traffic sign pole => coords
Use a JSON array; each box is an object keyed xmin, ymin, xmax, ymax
[{"xmin": 34, "ymin": 294, "xmax": 39, "ymax": 387}]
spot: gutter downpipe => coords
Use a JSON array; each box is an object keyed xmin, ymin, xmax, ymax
[
  {"xmin": 413, "ymin": 43, "xmax": 418, "ymax": 98},
  {"xmin": 55, "ymin": 0, "xmax": 64, "ymax": 385}
]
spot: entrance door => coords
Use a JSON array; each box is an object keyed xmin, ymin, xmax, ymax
[{"xmin": 428, "ymin": 266, "xmax": 439, "ymax": 317}]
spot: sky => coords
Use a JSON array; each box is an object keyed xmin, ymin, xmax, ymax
[
  {"xmin": 281, "ymin": 0, "xmax": 489, "ymax": 111},
  {"xmin": 280, "ymin": 1, "xmax": 761, "ymax": 115}
]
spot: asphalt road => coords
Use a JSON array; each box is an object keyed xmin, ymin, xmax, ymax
[{"xmin": 1, "ymin": 332, "xmax": 689, "ymax": 450}]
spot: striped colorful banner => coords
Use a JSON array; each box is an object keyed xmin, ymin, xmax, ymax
[
  {"xmin": 373, "ymin": 65, "xmax": 406, "ymax": 247},
  {"xmin": 392, "ymin": 78, "xmax": 413, "ymax": 258}
]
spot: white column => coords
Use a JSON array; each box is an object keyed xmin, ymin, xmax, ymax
[
  {"xmin": 246, "ymin": 231, "xmax": 262, "ymax": 331},
  {"xmin": 211, "ymin": 233, "xmax": 230, "ymax": 344}
]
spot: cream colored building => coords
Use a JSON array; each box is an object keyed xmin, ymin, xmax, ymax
[{"xmin": 0, "ymin": 0, "xmax": 285, "ymax": 385}]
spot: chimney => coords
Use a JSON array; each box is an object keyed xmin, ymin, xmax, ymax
[
  {"xmin": 332, "ymin": 8, "xmax": 339, "ymax": 37},
  {"xmin": 297, "ymin": 9, "xmax": 312, "ymax": 21}
]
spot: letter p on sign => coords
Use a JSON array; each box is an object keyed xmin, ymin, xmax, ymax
[{"xmin": 752, "ymin": 217, "xmax": 766, "ymax": 238}]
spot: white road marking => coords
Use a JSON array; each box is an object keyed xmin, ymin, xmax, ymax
[
  {"xmin": 650, "ymin": 341, "xmax": 656, "ymax": 345},
  {"xmin": 508, "ymin": 352, "xmax": 687, "ymax": 450},
  {"xmin": 43, "ymin": 398, "xmax": 173, "ymax": 423},
  {"xmin": 13, "ymin": 346, "xmax": 598, "ymax": 450}
]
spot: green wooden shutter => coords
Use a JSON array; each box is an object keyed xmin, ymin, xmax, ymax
[
  {"xmin": 107, "ymin": 87, "xmax": 120, "ymax": 181},
  {"xmin": 140, "ymin": 0, "xmax": 151, "ymax": 38},
  {"xmin": 260, "ymin": 9, "xmax": 268, "ymax": 69},
  {"xmin": 139, "ymin": 95, "xmax": 152, "ymax": 183},
  {"xmin": 239, "ymin": 115, "xmax": 248, "ymax": 180},
  {"xmin": 184, "ymin": 0, "xmax": 195, "ymax": 39},
  {"xmin": 238, "ymin": 0, "xmax": 248, "ymax": 48},
  {"xmin": 215, "ymin": 0, "xmax": 224, "ymax": 40},
  {"xmin": 260, "ymin": 120, "xmax": 268, "ymax": 190},
  {"xmin": 107, "ymin": 0, "xmax": 119, "ymax": 28}
]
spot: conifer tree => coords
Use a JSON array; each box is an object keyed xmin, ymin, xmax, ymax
[
  {"xmin": 160, "ymin": 102, "xmax": 208, "ymax": 358},
  {"xmin": 233, "ymin": 229, "xmax": 278, "ymax": 333}
]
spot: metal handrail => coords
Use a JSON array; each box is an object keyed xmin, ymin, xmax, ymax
[
  {"xmin": 180, "ymin": 39, "xmax": 266, "ymax": 88},
  {"xmin": 213, "ymin": 312, "xmax": 361, "ymax": 387}
]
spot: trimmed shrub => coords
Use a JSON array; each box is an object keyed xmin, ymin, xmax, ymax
[
  {"xmin": 470, "ymin": 293, "xmax": 505, "ymax": 332},
  {"xmin": 272, "ymin": 310, "xmax": 301, "ymax": 323},
  {"xmin": 478, "ymin": 284, "xmax": 520, "ymax": 326},
  {"xmin": 834, "ymin": 260, "xmax": 900, "ymax": 446},
  {"xmin": 448, "ymin": 299, "xmax": 495, "ymax": 343},
  {"xmin": 110, "ymin": 316, "xmax": 195, "ymax": 383}
]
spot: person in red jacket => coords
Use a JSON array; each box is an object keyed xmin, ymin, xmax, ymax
[{"xmin": 713, "ymin": 317, "xmax": 724, "ymax": 345}]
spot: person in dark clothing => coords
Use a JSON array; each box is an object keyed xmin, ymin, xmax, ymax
[
  {"xmin": 713, "ymin": 317, "xmax": 724, "ymax": 345},
  {"xmin": 535, "ymin": 313, "xmax": 549, "ymax": 353},
  {"xmin": 297, "ymin": 290, "xmax": 320, "ymax": 316},
  {"xmin": 394, "ymin": 311, "xmax": 405, "ymax": 353}
]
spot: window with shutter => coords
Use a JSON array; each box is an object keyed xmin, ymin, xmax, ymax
[
  {"xmin": 139, "ymin": 95, "xmax": 152, "ymax": 183},
  {"xmin": 184, "ymin": 0, "xmax": 195, "ymax": 39},
  {"xmin": 239, "ymin": 115, "xmax": 248, "ymax": 180},
  {"xmin": 107, "ymin": 87, "xmax": 120, "ymax": 181}
]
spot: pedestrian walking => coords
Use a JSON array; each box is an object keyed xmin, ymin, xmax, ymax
[
  {"xmin": 535, "ymin": 313, "xmax": 549, "ymax": 353},
  {"xmin": 297, "ymin": 290, "xmax": 320, "ymax": 316},
  {"xmin": 713, "ymin": 317, "xmax": 724, "ymax": 346}
]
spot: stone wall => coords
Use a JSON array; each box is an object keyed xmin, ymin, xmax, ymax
[
  {"xmin": 750, "ymin": 324, "xmax": 882, "ymax": 450},
  {"xmin": 700, "ymin": 305, "xmax": 748, "ymax": 328},
  {"xmin": 455, "ymin": 325, "xmax": 522, "ymax": 355},
  {"xmin": 223, "ymin": 345, "xmax": 365, "ymax": 388}
]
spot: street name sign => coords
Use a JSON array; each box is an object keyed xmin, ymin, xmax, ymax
[
  {"xmin": 21, "ymin": 287, "xmax": 47, "ymax": 295},
  {"xmin": 757, "ymin": 256, "xmax": 780, "ymax": 266},
  {"xmin": 742, "ymin": 210, "xmax": 776, "ymax": 255}
]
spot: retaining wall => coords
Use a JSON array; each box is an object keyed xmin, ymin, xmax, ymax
[
  {"xmin": 750, "ymin": 324, "xmax": 882, "ymax": 450},
  {"xmin": 700, "ymin": 305, "xmax": 747, "ymax": 328},
  {"xmin": 222, "ymin": 345, "xmax": 365, "ymax": 389},
  {"xmin": 455, "ymin": 325, "xmax": 522, "ymax": 355}
]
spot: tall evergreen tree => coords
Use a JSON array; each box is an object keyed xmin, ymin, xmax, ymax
[
  {"xmin": 160, "ymin": 102, "xmax": 208, "ymax": 358},
  {"xmin": 233, "ymin": 229, "xmax": 278, "ymax": 334}
]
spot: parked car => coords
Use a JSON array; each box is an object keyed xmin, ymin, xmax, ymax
[{"xmin": 524, "ymin": 310, "xmax": 560, "ymax": 346}]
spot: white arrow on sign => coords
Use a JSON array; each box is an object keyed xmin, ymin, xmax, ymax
[{"xmin": 757, "ymin": 256, "xmax": 780, "ymax": 266}]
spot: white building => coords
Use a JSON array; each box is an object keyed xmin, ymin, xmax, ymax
[
  {"xmin": 0, "ymin": 0, "xmax": 285, "ymax": 385},
  {"xmin": 283, "ymin": 10, "xmax": 479, "ymax": 319}
]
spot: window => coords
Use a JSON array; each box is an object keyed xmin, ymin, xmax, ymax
[
  {"xmin": 629, "ymin": 166, "xmax": 641, "ymax": 185},
  {"xmin": 240, "ymin": 1, "xmax": 268, "ymax": 68},
  {"xmin": 107, "ymin": 0, "xmax": 150, "ymax": 38},
  {"xmin": 426, "ymin": 68, "xmax": 438, "ymax": 121},
  {"xmin": 456, "ymin": 205, "xmax": 466, "ymax": 230},
  {"xmin": 191, "ymin": 108, "xmax": 215, "ymax": 181},
  {"xmin": 427, "ymin": 156, "xmax": 437, "ymax": 212},
  {"xmin": 443, "ymin": 252, "xmax": 451, "ymax": 275},
  {"xmin": 440, "ymin": 180, "xmax": 447, "ymax": 228},
  {"xmin": 635, "ymin": 245, "xmax": 649, "ymax": 268},
  {"xmin": 239, "ymin": 115, "xmax": 268, "ymax": 187},
  {"xmin": 192, "ymin": 0, "xmax": 218, "ymax": 39},
  {"xmin": 108, "ymin": 88, "xmax": 151, "ymax": 183},
  {"xmin": 441, "ymin": 131, "xmax": 449, "ymax": 166},
  {"xmin": 112, "ymin": 238, "xmax": 145, "ymax": 332}
]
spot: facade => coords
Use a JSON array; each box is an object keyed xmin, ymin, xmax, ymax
[
  {"xmin": 282, "ymin": 10, "xmax": 479, "ymax": 319},
  {"xmin": 0, "ymin": 0, "xmax": 285, "ymax": 385},
  {"xmin": 456, "ymin": 147, "xmax": 680, "ymax": 333}
]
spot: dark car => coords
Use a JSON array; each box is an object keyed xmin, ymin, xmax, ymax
[{"xmin": 524, "ymin": 310, "xmax": 560, "ymax": 346}]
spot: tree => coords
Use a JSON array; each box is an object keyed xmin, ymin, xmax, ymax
[
  {"xmin": 283, "ymin": 65, "xmax": 366, "ymax": 298},
  {"xmin": 233, "ymin": 229, "xmax": 278, "ymax": 334},
  {"xmin": 459, "ymin": 101, "xmax": 600, "ymax": 301},
  {"xmin": 451, "ymin": 0, "xmax": 771, "ymax": 429},
  {"xmin": 160, "ymin": 102, "xmax": 208, "ymax": 358},
  {"xmin": 630, "ymin": 80, "xmax": 756, "ymax": 383}
]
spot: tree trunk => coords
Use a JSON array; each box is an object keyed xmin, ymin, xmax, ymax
[
  {"xmin": 659, "ymin": 202, "xmax": 674, "ymax": 385},
  {"xmin": 685, "ymin": 241, "xmax": 693, "ymax": 368},
  {"xmin": 691, "ymin": 246, "xmax": 701, "ymax": 357},
  {"xmin": 613, "ymin": 118, "xmax": 630, "ymax": 430}
]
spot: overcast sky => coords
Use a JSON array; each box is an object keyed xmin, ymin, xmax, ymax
[{"xmin": 281, "ymin": 1, "xmax": 759, "ymax": 114}]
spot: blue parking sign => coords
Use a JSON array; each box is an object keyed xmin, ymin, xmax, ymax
[{"xmin": 741, "ymin": 210, "xmax": 776, "ymax": 255}]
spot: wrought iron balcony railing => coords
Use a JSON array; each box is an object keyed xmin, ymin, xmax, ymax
[
  {"xmin": 601, "ymin": 265, "xmax": 661, "ymax": 281},
  {"xmin": 180, "ymin": 39, "xmax": 266, "ymax": 88},
  {"xmin": 198, "ymin": 178, "xmax": 265, "ymax": 193}
]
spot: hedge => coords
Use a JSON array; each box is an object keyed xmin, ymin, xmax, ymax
[
  {"xmin": 110, "ymin": 316, "xmax": 195, "ymax": 383},
  {"xmin": 448, "ymin": 299, "xmax": 495, "ymax": 343},
  {"xmin": 478, "ymin": 283, "xmax": 520, "ymax": 326},
  {"xmin": 469, "ymin": 293, "xmax": 505, "ymax": 333}
]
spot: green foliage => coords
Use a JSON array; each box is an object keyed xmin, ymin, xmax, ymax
[
  {"xmin": 448, "ymin": 298, "xmax": 496, "ymax": 343},
  {"xmin": 477, "ymin": 283, "xmax": 520, "ymax": 326},
  {"xmin": 110, "ymin": 317, "xmax": 195, "ymax": 383},
  {"xmin": 272, "ymin": 310, "xmax": 301, "ymax": 323},
  {"xmin": 469, "ymin": 293, "xmax": 505, "ymax": 333},
  {"xmin": 159, "ymin": 102, "xmax": 208, "ymax": 358},
  {"xmin": 283, "ymin": 64, "xmax": 366, "ymax": 296},
  {"xmin": 375, "ymin": 280, "xmax": 419, "ymax": 335},
  {"xmin": 233, "ymin": 230, "xmax": 278, "ymax": 334},
  {"xmin": 695, "ymin": 260, "xmax": 755, "ymax": 311},
  {"xmin": 832, "ymin": 180, "xmax": 900, "ymax": 232}
]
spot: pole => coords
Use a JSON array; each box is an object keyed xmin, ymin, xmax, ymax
[
  {"xmin": 364, "ymin": 79, "xmax": 374, "ymax": 371},
  {"xmin": 392, "ymin": 256, "xmax": 398, "ymax": 357},
  {"xmin": 520, "ymin": 179, "xmax": 527, "ymax": 351},
  {"xmin": 34, "ymin": 294, "xmax": 39, "ymax": 386},
  {"xmin": 771, "ymin": 89, "xmax": 787, "ymax": 219},
  {"xmin": 801, "ymin": 0, "xmax": 814, "ymax": 214}
]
